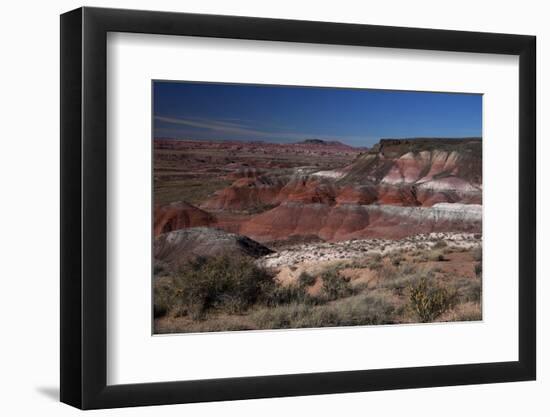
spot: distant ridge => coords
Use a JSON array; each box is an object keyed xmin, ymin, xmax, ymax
[
  {"xmin": 378, "ymin": 137, "xmax": 481, "ymax": 144},
  {"xmin": 298, "ymin": 139, "xmax": 346, "ymax": 146},
  {"xmin": 154, "ymin": 137, "xmax": 367, "ymax": 150}
]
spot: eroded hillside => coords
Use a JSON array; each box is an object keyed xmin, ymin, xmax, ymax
[{"xmin": 154, "ymin": 137, "xmax": 481, "ymax": 243}]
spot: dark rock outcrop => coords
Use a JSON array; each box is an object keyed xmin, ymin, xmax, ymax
[{"xmin": 154, "ymin": 227, "xmax": 273, "ymax": 268}]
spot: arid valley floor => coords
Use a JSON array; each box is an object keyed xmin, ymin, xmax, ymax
[{"xmin": 153, "ymin": 137, "xmax": 482, "ymax": 333}]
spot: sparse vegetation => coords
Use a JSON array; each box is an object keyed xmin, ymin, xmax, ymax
[
  {"xmin": 264, "ymin": 283, "xmax": 312, "ymax": 306},
  {"xmin": 473, "ymin": 246, "xmax": 482, "ymax": 261},
  {"xmin": 433, "ymin": 240, "xmax": 448, "ymax": 249},
  {"xmin": 251, "ymin": 293, "xmax": 397, "ymax": 329},
  {"xmin": 297, "ymin": 271, "xmax": 316, "ymax": 287},
  {"xmin": 319, "ymin": 267, "xmax": 355, "ymax": 301},
  {"xmin": 475, "ymin": 262, "xmax": 482, "ymax": 277},
  {"xmin": 171, "ymin": 255, "xmax": 275, "ymax": 319},
  {"xmin": 408, "ymin": 277, "xmax": 456, "ymax": 322},
  {"xmin": 154, "ymin": 236, "xmax": 482, "ymax": 333},
  {"xmin": 154, "ymin": 177, "xmax": 232, "ymax": 205},
  {"xmin": 428, "ymin": 250, "xmax": 446, "ymax": 262}
]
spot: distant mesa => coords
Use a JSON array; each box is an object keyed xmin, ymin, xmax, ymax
[
  {"xmin": 295, "ymin": 138, "xmax": 363, "ymax": 150},
  {"xmin": 298, "ymin": 139, "xmax": 344, "ymax": 146}
]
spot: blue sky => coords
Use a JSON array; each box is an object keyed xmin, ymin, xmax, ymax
[{"xmin": 153, "ymin": 81, "xmax": 482, "ymax": 147}]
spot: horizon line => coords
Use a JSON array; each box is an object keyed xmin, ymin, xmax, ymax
[{"xmin": 153, "ymin": 135, "xmax": 482, "ymax": 148}]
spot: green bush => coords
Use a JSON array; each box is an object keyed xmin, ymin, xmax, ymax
[
  {"xmin": 408, "ymin": 278, "xmax": 455, "ymax": 323},
  {"xmin": 173, "ymin": 255, "xmax": 275, "ymax": 319}
]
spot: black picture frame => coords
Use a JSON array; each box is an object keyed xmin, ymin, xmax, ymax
[{"xmin": 60, "ymin": 6, "xmax": 536, "ymax": 410}]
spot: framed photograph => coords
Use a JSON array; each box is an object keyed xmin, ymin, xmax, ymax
[{"xmin": 60, "ymin": 6, "xmax": 536, "ymax": 409}]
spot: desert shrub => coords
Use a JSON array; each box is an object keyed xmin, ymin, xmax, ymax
[
  {"xmin": 159, "ymin": 315, "xmax": 254, "ymax": 333},
  {"xmin": 453, "ymin": 309, "xmax": 482, "ymax": 322},
  {"xmin": 297, "ymin": 271, "xmax": 316, "ymax": 287},
  {"xmin": 251, "ymin": 303, "xmax": 313, "ymax": 329},
  {"xmin": 377, "ymin": 265, "xmax": 397, "ymax": 281},
  {"xmin": 398, "ymin": 263, "xmax": 416, "ymax": 275},
  {"xmin": 325, "ymin": 294, "xmax": 396, "ymax": 326},
  {"xmin": 380, "ymin": 274, "xmax": 415, "ymax": 295},
  {"xmin": 264, "ymin": 283, "xmax": 313, "ymax": 306},
  {"xmin": 433, "ymin": 240, "xmax": 448, "ymax": 249},
  {"xmin": 369, "ymin": 260, "xmax": 383, "ymax": 270},
  {"xmin": 251, "ymin": 294, "xmax": 397, "ymax": 329},
  {"xmin": 441, "ymin": 301, "xmax": 482, "ymax": 322},
  {"xmin": 450, "ymin": 277, "xmax": 482, "ymax": 303},
  {"xmin": 371, "ymin": 253, "xmax": 383, "ymax": 262},
  {"xmin": 153, "ymin": 277, "xmax": 176, "ymax": 318},
  {"xmin": 153, "ymin": 260, "xmax": 171, "ymax": 277},
  {"xmin": 472, "ymin": 246, "xmax": 482, "ymax": 262},
  {"xmin": 390, "ymin": 253, "xmax": 403, "ymax": 266},
  {"xmin": 173, "ymin": 255, "xmax": 275, "ymax": 319},
  {"xmin": 464, "ymin": 279, "xmax": 482, "ymax": 303},
  {"xmin": 377, "ymin": 264, "xmax": 436, "ymax": 297},
  {"xmin": 428, "ymin": 251, "xmax": 446, "ymax": 262},
  {"xmin": 320, "ymin": 269, "xmax": 355, "ymax": 301},
  {"xmin": 366, "ymin": 254, "xmax": 384, "ymax": 270},
  {"xmin": 190, "ymin": 316, "xmax": 254, "ymax": 332},
  {"xmin": 475, "ymin": 262, "xmax": 482, "ymax": 277},
  {"xmin": 408, "ymin": 278, "xmax": 456, "ymax": 323}
]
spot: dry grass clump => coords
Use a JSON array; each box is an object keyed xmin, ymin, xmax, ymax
[
  {"xmin": 377, "ymin": 264, "xmax": 433, "ymax": 298},
  {"xmin": 153, "ymin": 276, "xmax": 177, "ymax": 318},
  {"xmin": 428, "ymin": 250, "xmax": 447, "ymax": 262},
  {"xmin": 319, "ymin": 267, "xmax": 356, "ymax": 301},
  {"xmin": 390, "ymin": 253, "xmax": 404, "ymax": 266},
  {"xmin": 250, "ymin": 293, "xmax": 397, "ymax": 329},
  {"xmin": 439, "ymin": 301, "xmax": 482, "ymax": 322},
  {"xmin": 448, "ymin": 276, "xmax": 481, "ymax": 303},
  {"xmin": 264, "ymin": 283, "xmax": 312, "ymax": 306}
]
